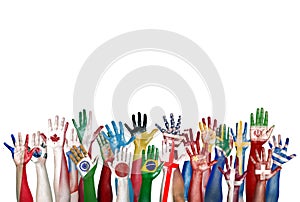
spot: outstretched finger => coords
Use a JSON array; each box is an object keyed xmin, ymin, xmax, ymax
[
  {"xmin": 18, "ymin": 133, "xmax": 23, "ymax": 146},
  {"xmin": 218, "ymin": 166, "xmax": 226, "ymax": 175},
  {"xmin": 72, "ymin": 119, "xmax": 78, "ymax": 131},
  {"xmin": 4, "ymin": 142, "xmax": 14, "ymax": 157},
  {"xmin": 209, "ymin": 160, "xmax": 218, "ymax": 167},
  {"xmin": 250, "ymin": 156, "xmax": 256, "ymax": 165},
  {"xmin": 201, "ymin": 118, "xmax": 207, "ymax": 130},
  {"xmin": 93, "ymin": 126, "xmax": 104, "ymax": 140},
  {"xmin": 255, "ymin": 150, "xmax": 261, "ymax": 162},
  {"xmin": 132, "ymin": 114, "xmax": 137, "ymax": 128},
  {"xmin": 175, "ymin": 115, "xmax": 181, "ymax": 130},
  {"xmin": 40, "ymin": 133, "xmax": 47, "ymax": 144},
  {"xmin": 163, "ymin": 116, "xmax": 169, "ymax": 130},
  {"xmin": 146, "ymin": 129, "xmax": 158, "ymax": 145},
  {"xmin": 137, "ymin": 112, "xmax": 142, "ymax": 127},
  {"xmin": 142, "ymin": 113, "xmax": 147, "ymax": 128},
  {"xmin": 185, "ymin": 147, "xmax": 192, "ymax": 157},
  {"xmin": 213, "ymin": 119, "xmax": 217, "ymax": 131},
  {"xmin": 268, "ymin": 166, "xmax": 281, "ymax": 179},
  {"xmin": 28, "ymin": 147, "xmax": 39, "ymax": 159},
  {"xmin": 124, "ymin": 123, "xmax": 133, "ymax": 135},
  {"xmin": 243, "ymin": 122, "xmax": 248, "ymax": 139},
  {"xmin": 82, "ymin": 109, "xmax": 87, "ymax": 127},
  {"xmin": 230, "ymin": 127, "xmax": 237, "ymax": 142},
  {"xmin": 60, "ymin": 117, "xmax": 65, "ymax": 131},
  {"xmin": 283, "ymin": 138, "xmax": 290, "ymax": 152},
  {"xmin": 101, "ymin": 131, "xmax": 111, "ymax": 142},
  {"xmin": 63, "ymin": 122, "xmax": 69, "ymax": 144}
]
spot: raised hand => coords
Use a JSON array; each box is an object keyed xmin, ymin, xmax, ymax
[
  {"xmin": 108, "ymin": 146, "xmax": 132, "ymax": 179},
  {"xmin": 65, "ymin": 127, "xmax": 80, "ymax": 172},
  {"xmin": 64, "ymin": 127, "xmax": 80, "ymax": 200},
  {"xmin": 66, "ymin": 128, "xmax": 80, "ymax": 151},
  {"xmin": 108, "ymin": 147, "xmax": 132, "ymax": 202},
  {"xmin": 198, "ymin": 117, "xmax": 217, "ymax": 153},
  {"xmin": 250, "ymin": 108, "xmax": 274, "ymax": 143},
  {"xmin": 97, "ymin": 134, "xmax": 114, "ymax": 165},
  {"xmin": 72, "ymin": 109, "xmax": 87, "ymax": 143},
  {"xmin": 125, "ymin": 112, "xmax": 158, "ymax": 155},
  {"xmin": 219, "ymin": 156, "xmax": 247, "ymax": 188},
  {"xmin": 186, "ymin": 140, "xmax": 217, "ymax": 202},
  {"xmin": 230, "ymin": 121, "xmax": 250, "ymax": 174},
  {"xmin": 216, "ymin": 124, "xmax": 233, "ymax": 157},
  {"xmin": 73, "ymin": 110, "xmax": 103, "ymax": 155},
  {"xmin": 250, "ymin": 148, "xmax": 281, "ymax": 181},
  {"xmin": 4, "ymin": 133, "xmax": 37, "ymax": 166},
  {"xmin": 102, "ymin": 121, "xmax": 135, "ymax": 153},
  {"xmin": 4, "ymin": 133, "xmax": 38, "ymax": 202},
  {"xmin": 186, "ymin": 142, "xmax": 217, "ymax": 173},
  {"xmin": 155, "ymin": 113, "xmax": 182, "ymax": 137},
  {"xmin": 70, "ymin": 144, "xmax": 98, "ymax": 202},
  {"xmin": 48, "ymin": 115, "xmax": 68, "ymax": 149},
  {"xmin": 141, "ymin": 145, "xmax": 164, "ymax": 180},
  {"xmin": 268, "ymin": 135, "xmax": 296, "ymax": 167},
  {"xmin": 180, "ymin": 128, "xmax": 200, "ymax": 147},
  {"xmin": 218, "ymin": 155, "xmax": 235, "ymax": 187},
  {"xmin": 69, "ymin": 145, "xmax": 98, "ymax": 178},
  {"xmin": 160, "ymin": 138, "xmax": 185, "ymax": 167},
  {"xmin": 31, "ymin": 132, "xmax": 48, "ymax": 165},
  {"xmin": 139, "ymin": 145, "xmax": 164, "ymax": 202},
  {"xmin": 125, "ymin": 112, "xmax": 147, "ymax": 135},
  {"xmin": 48, "ymin": 115, "xmax": 71, "ymax": 201},
  {"xmin": 218, "ymin": 156, "xmax": 247, "ymax": 202}
]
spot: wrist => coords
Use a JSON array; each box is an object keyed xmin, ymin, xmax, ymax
[
  {"xmin": 16, "ymin": 164, "xmax": 24, "ymax": 170},
  {"xmin": 52, "ymin": 147, "xmax": 64, "ymax": 153},
  {"xmin": 141, "ymin": 177, "xmax": 153, "ymax": 185},
  {"xmin": 134, "ymin": 146, "xmax": 146, "ymax": 155},
  {"xmin": 192, "ymin": 170, "xmax": 203, "ymax": 176},
  {"xmin": 35, "ymin": 162, "xmax": 46, "ymax": 170},
  {"xmin": 83, "ymin": 163, "xmax": 97, "ymax": 180},
  {"xmin": 250, "ymin": 141, "xmax": 264, "ymax": 148}
]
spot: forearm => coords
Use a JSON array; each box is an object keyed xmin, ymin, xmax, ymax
[
  {"xmin": 53, "ymin": 149, "xmax": 70, "ymax": 201},
  {"xmin": 98, "ymin": 165, "xmax": 112, "ymax": 202},
  {"xmin": 131, "ymin": 158, "xmax": 142, "ymax": 202},
  {"xmin": 202, "ymin": 152, "xmax": 212, "ymax": 198},
  {"xmin": 69, "ymin": 165, "xmax": 79, "ymax": 193},
  {"xmin": 246, "ymin": 143, "xmax": 263, "ymax": 202},
  {"xmin": 182, "ymin": 161, "xmax": 192, "ymax": 201},
  {"xmin": 69, "ymin": 164, "xmax": 79, "ymax": 202},
  {"xmin": 172, "ymin": 167, "xmax": 185, "ymax": 202},
  {"xmin": 254, "ymin": 181, "xmax": 266, "ymax": 202},
  {"xmin": 17, "ymin": 165, "xmax": 34, "ymax": 202},
  {"xmin": 238, "ymin": 150, "xmax": 246, "ymax": 201},
  {"xmin": 16, "ymin": 166, "xmax": 22, "ymax": 201},
  {"xmin": 204, "ymin": 155, "xmax": 225, "ymax": 202},
  {"xmin": 83, "ymin": 165, "xmax": 97, "ymax": 202},
  {"xmin": 36, "ymin": 163, "xmax": 52, "ymax": 202},
  {"xmin": 233, "ymin": 186, "xmax": 240, "ymax": 202},
  {"xmin": 117, "ymin": 178, "xmax": 130, "ymax": 202},
  {"xmin": 139, "ymin": 178, "xmax": 153, "ymax": 202},
  {"xmin": 227, "ymin": 185, "xmax": 234, "ymax": 202},
  {"xmin": 266, "ymin": 164, "xmax": 281, "ymax": 202},
  {"xmin": 188, "ymin": 171, "xmax": 203, "ymax": 202},
  {"xmin": 160, "ymin": 166, "xmax": 176, "ymax": 202}
]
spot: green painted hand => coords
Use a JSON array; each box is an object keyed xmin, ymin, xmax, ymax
[
  {"xmin": 250, "ymin": 108, "xmax": 274, "ymax": 143},
  {"xmin": 216, "ymin": 124, "xmax": 233, "ymax": 157},
  {"xmin": 141, "ymin": 145, "xmax": 164, "ymax": 180}
]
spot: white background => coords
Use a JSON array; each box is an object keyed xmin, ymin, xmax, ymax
[{"xmin": 0, "ymin": 1, "xmax": 299, "ymax": 201}]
